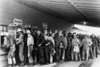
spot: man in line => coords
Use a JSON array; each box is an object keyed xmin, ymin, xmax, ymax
[
  {"xmin": 72, "ymin": 34, "xmax": 80, "ymax": 61},
  {"xmin": 82, "ymin": 35, "xmax": 93, "ymax": 61},
  {"xmin": 16, "ymin": 28, "xmax": 24, "ymax": 65},
  {"xmin": 27, "ymin": 30, "xmax": 34, "ymax": 65},
  {"xmin": 36, "ymin": 30, "xmax": 45, "ymax": 64}
]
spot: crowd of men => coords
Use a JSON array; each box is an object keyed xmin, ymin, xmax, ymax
[{"xmin": 2, "ymin": 27, "xmax": 100, "ymax": 66}]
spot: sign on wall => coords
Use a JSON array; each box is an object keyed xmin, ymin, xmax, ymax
[
  {"xmin": 0, "ymin": 25, "xmax": 8, "ymax": 36},
  {"xmin": 0, "ymin": 25, "xmax": 8, "ymax": 31},
  {"xmin": 32, "ymin": 26, "xmax": 38, "ymax": 30},
  {"xmin": 9, "ymin": 18, "xmax": 23, "ymax": 27},
  {"xmin": 9, "ymin": 23, "xmax": 18, "ymax": 27},
  {"xmin": 13, "ymin": 18, "xmax": 23, "ymax": 26},
  {"xmin": 22, "ymin": 25, "xmax": 31, "ymax": 28},
  {"xmin": 0, "ymin": 25, "xmax": 3, "ymax": 31}
]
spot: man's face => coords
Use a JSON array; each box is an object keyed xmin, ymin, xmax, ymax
[
  {"xmin": 37, "ymin": 30, "xmax": 41, "ymax": 34},
  {"xmin": 49, "ymin": 31, "xmax": 52, "ymax": 34},
  {"xmin": 9, "ymin": 30, "xmax": 15, "ymax": 36},
  {"xmin": 16, "ymin": 32, "xmax": 20, "ymax": 36},
  {"xmin": 65, "ymin": 33, "xmax": 68, "ymax": 36},
  {"xmin": 74, "ymin": 35, "xmax": 76, "ymax": 38},
  {"xmin": 44, "ymin": 30, "xmax": 48, "ymax": 35},
  {"xmin": 26, "ymin": 30, "xmax": 31, "ymax": 34},
  {"xmin": 55, "ymin": 30, "xmax": 58, "ymax": 34},
  {"xmin": 85, "ymin": 36, "xmax": 87, "ymax": 38},
  {"xmin": 22, "ymin": 29, "xmax": 26, "ymax": 33},
  {"xmin": 52, "ymin": 33, "xmax": 55, "ymax": 37},
  {"xmin": 59, "ymin": 31, "xmax": 62, "ymax": 36}
]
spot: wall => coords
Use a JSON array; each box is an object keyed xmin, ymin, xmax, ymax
[
  {"xmin": 71, "ymin": 28, "xmax": 90, "ymax": 34},
  {"xmin": 0, "ymin": 0, "xmax": 73, "ymax": 31}
]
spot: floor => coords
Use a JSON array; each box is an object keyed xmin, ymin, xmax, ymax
[
  {"xmin": 0, "ymin": 48, "xmax": 94, "ymax": 67},
  {"xmin": 2, "ymin": 62, "xmax": 84, "ymax": 67}
]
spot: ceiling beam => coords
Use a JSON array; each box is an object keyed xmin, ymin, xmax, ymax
[
  {"xmin": 35, "ymin": 0, "xmax": 69, "ymax": 17},
  {"xmin": 68, "ymin": 0, "xmax": 89, "ymax": 22},
  {"xmin": 15, "ymin": 0, "xmax": 71, "ymax": 22}
]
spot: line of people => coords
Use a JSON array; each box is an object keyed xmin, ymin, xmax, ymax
[{"xmin": 2, "ymin": 28, "xmax": 100, "ymax": 66}]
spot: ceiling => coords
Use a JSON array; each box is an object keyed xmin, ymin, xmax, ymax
[{"xmin": 15, "ymin": 0, "xmax": 100, "ymax": 26}]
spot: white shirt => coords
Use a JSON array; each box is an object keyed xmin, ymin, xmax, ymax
[
  {"xmin": 82, "ymin": 38, "xmax": 93, "ymax": 47},
  {"xmin": 44, "ymin": 35, "xmax": 55, "ymax": 46},
  {"xmin": 72, "ymin": 38, "xmax": 80, "ymax": 46},
  {"xmin": 27, "ymin": 34, "xmax": 34, "ymax": 46}
]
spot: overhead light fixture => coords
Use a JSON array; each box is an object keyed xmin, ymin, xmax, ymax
[{"xmin": 83, "ymin": 21, "xmax": 87, "ymax": 25}]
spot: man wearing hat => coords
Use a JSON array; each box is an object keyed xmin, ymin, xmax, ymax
[
  {"xmin": 82, "ymin": 35, "xmax": 93, "ymax": 61},
  {"xmin": 54, "ymin": 30, "xmax": 63, "ymax": 62},
  {"xmin": 72, "ymin": 34, "xmax": 80, "ymax": 61},
  {"xmin": 26, "ymin": 29, "xmax": 34, "ymax": 65},
  {"xmin": 6, "ymin": 31, "xmax": 16, "ymax": 66},
  {"xmin": 61, "ymin": 31, "xmax": 68, "ymax": 61},
  {"xmin": 16, "ymin": 28, "xmax": 24, "ymax": 65},
  {"xmin": 35, "ymin": 29, "xmax": 45, "ymax": 64}
]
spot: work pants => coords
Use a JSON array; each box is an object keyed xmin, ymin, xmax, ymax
[
  {"xmin": 19, "ymin": 45, "xmax": 24, "ymax": 62},
  {"xmin": 28, "ymin": 45, "xmax": 33, "ymax": 63}
]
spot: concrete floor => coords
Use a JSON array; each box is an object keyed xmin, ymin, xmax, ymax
[
  {"xmin": 0, "ymin": 48, "xmax": 94, "ymax": 67},
  {"xmin": 2, "ymin": 62, "xmax": 84, "ymax": 67},
  {"xmin": 54, "ymin": 61, "xmax": 83, "ymax": 67}
]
